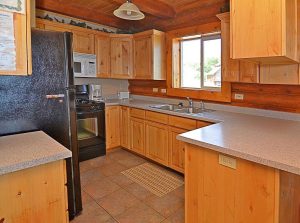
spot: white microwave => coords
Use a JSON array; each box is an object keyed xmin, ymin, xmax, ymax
[{"xmin": 73, "ymin": 53, "xmax": 97, "ymax": 78}]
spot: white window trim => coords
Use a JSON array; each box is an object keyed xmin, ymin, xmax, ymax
[{"xmin": 179, "ymin": 33, "xmax": 221, "ymax": 91}]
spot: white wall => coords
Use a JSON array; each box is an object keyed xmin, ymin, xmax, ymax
[{"xmin": 74, "ymin": 78, "xmax": 129, "ymax": 99}]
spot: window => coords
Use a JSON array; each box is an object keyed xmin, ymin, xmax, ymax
[{"xmin": 178, "ymin": 33, "xmax": 221, "ymax": 90}]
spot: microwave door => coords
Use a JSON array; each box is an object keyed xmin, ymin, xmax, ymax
[{"xmin": 74, "ymin": 61, "xmax": 82, "ymax": 77}]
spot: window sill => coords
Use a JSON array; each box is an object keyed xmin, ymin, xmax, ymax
[{"xmin": 167, "ymin": 82, "xmax": 231, "ymax": 103}]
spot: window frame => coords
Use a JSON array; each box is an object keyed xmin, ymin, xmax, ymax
[
  {"xmin": 179, "ymin": 33, "xmax": 222, "ymax": 91},
  {"xmin": 166, "ymin": 22, "xmax": 231, "ymax": 103}
]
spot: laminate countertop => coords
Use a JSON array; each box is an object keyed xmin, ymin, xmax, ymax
[
  {"xmin": 0, "ymin": 131, "xmax": 72, "ymax": 176},
  {"xmin": 105, "ymin": 98, "xmax": 300, "ymax": 175}
]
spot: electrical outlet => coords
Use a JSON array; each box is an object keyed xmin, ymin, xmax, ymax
[
  {"xmin": 234, "ymin": 93, "xmax": 244, "ymax": 100},
  {"xmin": 161, "ymin": 89, "xmax": 167, "ymax": 94},
  {"xmin": 219, "ymin": 155, "xmax": 237, "ymax": 169},
  {"xmin": 152, "ymin": 88, "xmax": 159, "ymax": 93}
]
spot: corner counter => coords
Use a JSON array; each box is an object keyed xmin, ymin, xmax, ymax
[{"xmin": 0, "ymin": 131, "xmax": 71, "ymax": 223}]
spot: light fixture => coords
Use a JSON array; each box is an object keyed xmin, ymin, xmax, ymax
[{"xmin": 113, "ymin": 0, "xmax": 145, "ymax": 21}]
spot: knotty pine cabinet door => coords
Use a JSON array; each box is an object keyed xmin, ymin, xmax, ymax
[
  {"xmin": 134, "ymin": 36, "xmax": 152, "ymax": 79},
  {"xmin": 133, "ymin": 30, "xmax": 166, "ymax": 80},
  {"xmin": 145, "ymin": 121, "xmax": 169, "ymax": 165},
  {"xmin": 130, "ymin": 117, "xmax": 145, "ymax": 155},
  {"xmin": 230, "ymin": 0, "xmax": 299, "ymax": 64},
  {"xmin": 120, "ymin": 106, "xmax": 130, "ymax": 149},
  {"xmin": 105, "ymin": 106, "xmax": 121, "ymax": 150},
  {"xmin": 0, "ymin": 0, "xmax": 32, "ymax": 76},
  {"xmin": 0, "ymin": 160, "xmax": 68, "ymax": 223},
  {"xmin": 217, "ymin": 12, "xmax": 259, "ymax": 83},
  {"xmin": 72, "ymin": 30, "xmax": 95, "ymax": 54},
  {"xmin": 168, "ymin": 127, "xmax": 186, "ymax": 173},
  {"xmin": 95, "ymin": 34, "xmax": 111, "ymax": 78},
  {"xmin": 110, "ymin": 36, "xmax": 133, "ymax": 79}
]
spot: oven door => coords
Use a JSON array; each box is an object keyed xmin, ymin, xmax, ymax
[{"xmin": 76, "ymin": 110, "xmax": 105, "ymax": 148}]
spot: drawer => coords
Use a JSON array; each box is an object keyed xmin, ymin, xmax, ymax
[
  {"xmin": 168, "ymin": 116, "xmax": 197, "ymax": 130},
  {"xmin": 130, "ymin": 108, "xmax": 145, "ymax": 119},
  {"xmin": 197, "ymin": 120, "xmax": 212, "ymax": 128},
  {"xmin": 146, "ymin": 111, "xmax": 168, "ymax": 124}
]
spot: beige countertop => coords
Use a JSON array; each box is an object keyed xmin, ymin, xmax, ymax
[
  {"xmin": 0, "ymin": 131, "xmax": 72, "ymax": 176},
  {"xmin": 105, "ymin": 98, "xmax": 300, "ymax": 175}
]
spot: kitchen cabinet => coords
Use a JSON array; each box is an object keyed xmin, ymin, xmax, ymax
[
  {"xmin": 217, "ymin": 12, "xmax": 259, "ymax": 83},
  {"xmin": 260, "ymin": 64, "xmax": 300, "ymax": 85},
  {"xmin": 116, "ymin": 106, "xmax": 213, "ymax": 172},
  {"xmin": 0, "ymin": 0, "xmax": 32, "ymax": 76},
  {"xmin": 145, "ymin": 121, "xmax": 169, "ymax": 165},
  {"xmin": 168, "ymin": 127, "xmax": 186, "ymax": 173},
  {"xmin": 230, "ymin": 0, "xmax": 299, "ymax": 64},
  {"xmin": 110, "ymin": 35, "xmax": 133, "ymax": 79},
  {"xmin": 95, "ymin": 34, "xmax": 111, "ymax": 78},
  {"xmin": 42, "ymin": 23, "xmax": 71, "ymax": 32},
  {"xmin": 185, "ymin": 143, "xmax": 300, "ymax": 223},
  {"xmin": 120, "ymin": 106, "xmax": 130, "ymax": 148},
  {"xmin": 168, "ymin": 115, "xmax": 197, "ymax": 131},
  {"xmin": 133, "ymin": 30, "xmax": 166, "ymax": 80},
  {"xmin": 72, "ymin": 30, "xmax": 95, "ymax": 54},
  {"xmin": 105, "ymin": 106, "xmax": 121, "ymax": 150},
  {"xmin": 130, "ymin": 117, "xmax": 145, "ymax": 155},
  {"xmin": 36, "ymin": 19, "xmax": 95, "ymax": 55},
  {"xmin": 0, "ymin": 160, "xmax": 68, "ymax": 223}
]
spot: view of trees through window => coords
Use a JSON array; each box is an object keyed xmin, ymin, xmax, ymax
[{"xmin": 180, "ymin": 34, "xmax": 221, "ymax": 89}]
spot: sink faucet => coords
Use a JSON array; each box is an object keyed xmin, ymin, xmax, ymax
[{"xmin": 186, "ymin": 97, "xmax": 193, "ymax": 108}]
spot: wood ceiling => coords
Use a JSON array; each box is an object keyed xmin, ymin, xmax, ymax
[{"xmin": 36, "ymin": 0, "xmax": 229, "ymax": 32}]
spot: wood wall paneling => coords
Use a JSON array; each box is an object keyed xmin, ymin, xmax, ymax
[{"xmin": 231, "ymin": 83, "xmax": 300, "ymax": 113}]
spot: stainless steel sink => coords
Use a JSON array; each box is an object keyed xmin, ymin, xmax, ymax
[{"xmin": 149, "ymin": 104, "xmax": 214, "ymax": 115}]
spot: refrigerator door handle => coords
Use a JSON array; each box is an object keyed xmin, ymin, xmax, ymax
[{"xmin": 46, "ymin": 94, "xmax": 65, "ymax": 99}]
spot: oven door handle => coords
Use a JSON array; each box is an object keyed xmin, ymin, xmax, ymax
[{"xmin": 77, "ymin": 111, "xmax": 103, "ymax": 115}]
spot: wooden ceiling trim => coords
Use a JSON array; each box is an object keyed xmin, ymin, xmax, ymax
[
  {"xmin": 112, "ymin": 0, "xmax": 176, "ymax": 19},
  {"xmin": 36, "ymin": 0, "xmax": 229, "ymax": 32},
  {"xmin": 36, "ymin": 0, "xmax": 130, "ymax": 30}
]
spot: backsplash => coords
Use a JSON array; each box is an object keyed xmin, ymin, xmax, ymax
[{"xmin": 74, "ymin": 78, "xmax": 129, "ymax": 99}]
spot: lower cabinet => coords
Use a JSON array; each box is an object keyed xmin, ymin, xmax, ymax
[
  {"xmin": 145, "ymin": 121, "xmax": 169, "ymax": 165},
  {"xmin": 130, "ymin": 117, "xmax": 145, "ymax": 155},
  {"xmin": 0, "ymin": 160, "xmax": 68, "ymax": 223},
  {"xmin": 105, "ymin": 106, "xmax": 120, "ymax": 150},
  {"xmin": 168, "ymin": 127, "xmax": 187, "ymax": 173},
  {"xmin": 120, "ymin": 106, "xmax": 130, "ymax": 148},
  {"xmin": 185, "ymin": 144, "xmax": 283, "ymax": 223},
  {"xmin": 114, "ymin": 105, "xmax": 212, "ymax": 173}
]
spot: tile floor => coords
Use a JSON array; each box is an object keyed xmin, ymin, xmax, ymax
[{"xmin": 72, "ymin": 148, "xmax": 185, "ymax": 223}]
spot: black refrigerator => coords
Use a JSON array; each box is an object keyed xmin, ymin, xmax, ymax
[{"xmin": 0, "ymin": 30, "xmax": 82, "ymax": 219}]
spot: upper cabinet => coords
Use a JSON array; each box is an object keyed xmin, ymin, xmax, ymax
[
  {"xmin": 217, "ymin": 12, "xmax": 259, "ymax": 83},
  {"xmin": 0, "ymin": 0, "xmax": 32, "ymax": 76},
  {"xmin": 110, "ymin": 35, "xmax": 133, "ymax": 79},
  {"xmin": 36, "ymin": 20, "xmax": 166, "ymax": 80},
  {"xmin": 230, "ymin": 0, "xmax": 299, "ymax": 64},
  {"xmin": 37, "ymin": 19, "xmax": 94, "ymax": 54},
  {"xmin": 72, "ymin": 31, "xmax": 95, "ymax": 54},
  {"xmin": 95, "ymin": 34, "xmax": 111, "ymax": 78},
  {"xmin": 133, "ymin": 30, "xmax": 166, "ymax": 80}
]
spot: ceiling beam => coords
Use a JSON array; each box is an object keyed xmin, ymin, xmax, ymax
[
  {"xmin": 112, "ymin": 0, "xmax": 176, "ymax": 19},
  {"xmin": 36, "ymin": 0, "xmax": 130, "ymax": 30}
]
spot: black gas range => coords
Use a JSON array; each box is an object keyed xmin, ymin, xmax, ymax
[{"xmin": 75, "ymin": 98, "xmax": 106, "ymax": 161}]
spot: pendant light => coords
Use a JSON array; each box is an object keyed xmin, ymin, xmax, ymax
[{"xmin": 114, "ymin": 0, "xmax": 145, "ymax": 20}]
